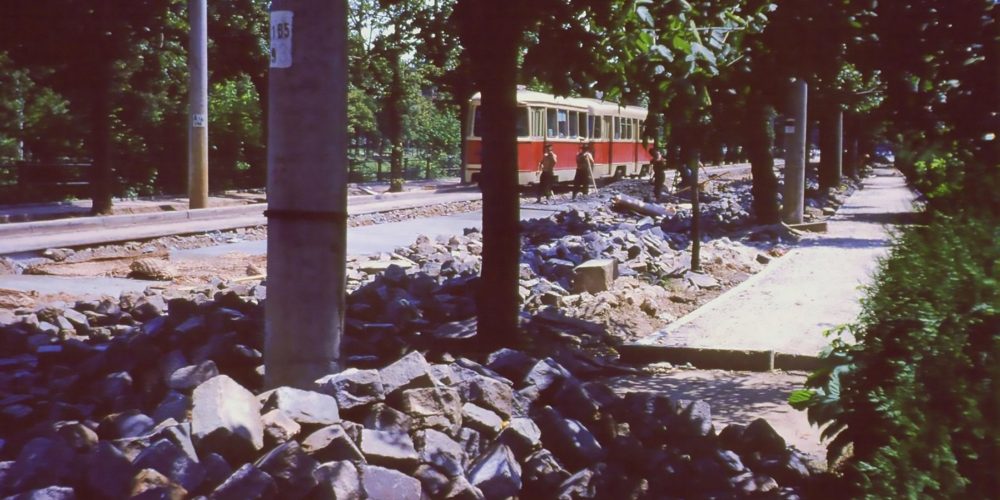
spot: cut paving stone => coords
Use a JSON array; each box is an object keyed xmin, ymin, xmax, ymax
[
  {"xmin": 300, "ymin": 425, "xmax": 366, "ymax": 463},
  {"xmin": 312, "ymin": 460, "xmax": 361, "ymax": 500},
  {"xmin": 572, "ymin": 259, "xmax": 617, "ymax": 294},
  {"xmin": 254, "ymin": 441, "xmax": 319, "ymax": 500},
  {"xmin": 359, "ymin": 428, "xmax": 419, "ymax": 470},
  {"xmin": 467, "ymin": 443, "xmax": 522, "ymax": 500},
  {"xmin": 379, "ymin": 351, "xmax": 433, "ymax": 396},
  {"xmin": 461, "ymin": 403, "xmax": 503, "ymax": 436},
  {"xmin": 133, "ymin": 438, "xmax": 206, "ymax": 493},
  {"xmin": 260, "ymin": 387, "xmax": 340, "ymax": 428},
  {"xmin": 209, "ymin": 463, "xmax": 277, "ymax": 500},
  {"xmin": 260, "ymin": 409, "xmax": 301, "ymax": 447},
  {"xmin": 314, "ymin": 368, "xmax": 385, "ymax": 412},
  {"xmin": 359, "ymin": 464, "xmax": 422, "ymax": 500},
  {"xmin": 415, "ymin": 428, "xmax": 467, "ymax": 478},
  {"xmin": 168, "ymin": 360, "xmax": 220, "ymax": 391},
  {"xmin": 398, "ymin": 386, "xmax": 463, "ymax": 434},
  {"xmin": 191, "ymin": 375, "xmax": 264, "ymax": 463}
]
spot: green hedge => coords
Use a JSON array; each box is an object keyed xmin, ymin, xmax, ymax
[{"xmin": 792, "ymin": 213, "xmax": 999, "ymax": 498}]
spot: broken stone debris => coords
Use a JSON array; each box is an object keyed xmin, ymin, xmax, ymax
[{"xmin": 0, "ymin": 285, "xmax": 817, "ymax": 499}]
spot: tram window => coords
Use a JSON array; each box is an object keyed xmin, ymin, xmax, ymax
[
  {"xmin": 532, "ymin": 108, "xmax": 544, "ymax": 137},
  {"xmin": 547, "ymin": 108, "xmax": 557, "ymax": 137},
  {"xmin": 517, "ymin": 107, "xmax": 530, "ymax": 138},
  {"xmin": 557, "ymin": 109, "xmax": 568, "ymax": 137},
  {"xmin": 579, "ymin": 113, "xmax": 589, "ymax": 139},
  {"xmin": 626, "ymin": 119, "xmax": 633, "ymax": 140},
  {"xmin": 602, "ymin": 117, "xmax": 611, "ymax": 139},
  {"xmin": 569, "ymin": 111, "xmax": 579, "ymax": 138},
  {"xmin": 613, "ymin": 117, "xmax": 620, "ymax": 139},
  {"xmin": 472, "ymin": 106, "xmax": 482, "ymax": 137},
  {"xmin": 588, "ymin": 116, "xmax": 596, "ymax": 139}
]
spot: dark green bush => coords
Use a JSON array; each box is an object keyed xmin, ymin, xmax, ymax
[{"xmin": 792, "ymin": 213, "xmax": 999, "ymax": 498}]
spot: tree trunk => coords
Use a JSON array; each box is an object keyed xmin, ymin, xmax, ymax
[
  {"xmin": 475, "ymin": 22, "xmax": 521, "ymax": 350},
  {"xmin": 387, "ymin": 50, "xmax": 404, "ymax": 193},
  {"xmin": 844, "ymin": 113, "xmax": 859, "ymax": 179},
  {"xmin": 376, "ymin": 138, "xmax": 384, "ymax": 182},
  {"xmin": 425, "ymin": 155, "xmax": 432, "ymax": 180},
  {"xmin": 818, "ymin": 100, "xmax": 840, "ymax": 190},
  {"xmin": 89, "ymin": 0, "xmax": 114, "ymax": 215},
  {"xmin": 458, "ymin": 99, "xmax": 469, "ymax": 183},
  {"xmin": 680, "ymin": 134, "xmax": 701, "ymax": 272},
  {"xmin": 746, "ymin": 99, "xmax": 780, "ymax": 224}
]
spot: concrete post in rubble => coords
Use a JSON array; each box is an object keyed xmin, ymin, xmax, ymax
[
  {"xmin": 782, "ymin": 79, "xmax": 807, "ymax": 224},
  {"xmin": 188, "ymin": 0, "xmax": 209, "ymax": 209},
  {"xmin": 264, "ymin": 0, "xmax": 348, "ymax": 388}
]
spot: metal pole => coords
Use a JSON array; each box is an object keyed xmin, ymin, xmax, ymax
[
  {"xmin": 265, "ymin": 0, "xmax": 348, "ymax": 388},
  {"xmin": 188, "ymin": 0, "xmax": 209, "ymax": 209},
  {"xmin": 782, "ymin": 79, "xmax": 807, "ymax": 224}
]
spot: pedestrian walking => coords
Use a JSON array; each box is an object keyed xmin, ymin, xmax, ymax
[
  {"xmin": 537, "ymin": 143, "xmax": 556, "ymax": 203},
  {"xmin": 572, "ymin": 142, "xmax": 594, "ymax": 200},
  {"xmin": 651, "ymin": 148, "xmax": 667, "ymax": 201}
]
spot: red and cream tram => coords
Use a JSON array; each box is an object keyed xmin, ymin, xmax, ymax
[{"xmin": 465, "ymin": 89, "xmax": 651, "ymax": 185}]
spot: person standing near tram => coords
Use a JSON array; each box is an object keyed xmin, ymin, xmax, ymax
[
  {"xmin": 650, "ymin": 148, "xmax": 668, "ymax": 201},
  {"xmin": 572, "ymin": 141, "xmax": 594, "ymax": 200},
  {"xmin": 536, "ymin": 143, "xmax": 556, "ymax": 203}
]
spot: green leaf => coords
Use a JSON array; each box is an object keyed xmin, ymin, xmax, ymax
[
  {"xmin": 671, "ymin": 35, "xmax": 690, "ymax": 53},
  {"xmin": 789, "ymin": 389, "xmax": 816, "ymax": 409}
]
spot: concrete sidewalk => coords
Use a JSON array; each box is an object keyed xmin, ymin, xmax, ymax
[{"xmin": 626, "ymin": 167, "xmax": 917, "ymax": 360}]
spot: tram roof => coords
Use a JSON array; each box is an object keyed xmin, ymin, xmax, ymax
[{"xmin": 470, "ymin": 90, "xmax": 647, "ymax": 120}]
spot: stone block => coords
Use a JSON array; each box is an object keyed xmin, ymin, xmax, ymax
[
  {"xmin": 314, "ymin": 368, "xmax": 385, "ymax": 412},
  {"xmin": 254, "ymin": 441, "xmax": 319, "ymax": 500},
  {"xmin": 359, "ymin": 465, "xmax": 422, "ymax": 500},
  {"xmin": 260, "ymin": 387, "xmax": 340, "ymax": 428},
  {"xmin": 378, "ymin": 351, "xmax": 433, "ymax": 396},
  {"xmin": 191, "ymin": 375, "xmax": 264, "ymax": 463},
  {"xmin": 209, "ymin": 463, "xmax": 276, "ymax": 500},
  {"xmin": 168, "ymin": 360, "xmax": 219, "ymax": 391},
  {"xmin": 301, "ymin": 425, "xmax": 365, "ymax": 463},
  {"xmin": 359, "ymin": 429, "xmax": 418, "ymax": 470},
  {"xmin": 467, "ymin": 443, "xmax": 521, "ymax": 500},
  {"xmin": 398, "ymin": 387, "xmax": 462, "ymax": 434},
  {"xmin": 311, "ymin": 461, "xmax": 361, "ymax": 500},
  {"xmin": 415, "ymin": 428, "xmax": 466, "ymax": 478},
  {"xmin": 572, "ymin": 259, "xmax": 617, "ymax": 294},
  {"xmin": 133, "ymin": 438, "xmax": 206, "ymax": 493},
  {"xmin": 461, "ymin": 403, "xmax": 502, "ymax": 436}
]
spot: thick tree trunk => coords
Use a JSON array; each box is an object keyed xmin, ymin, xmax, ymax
[
  {"xmin": 746, "ymin": 99, "xmax": 780, "ymax": 224},
  {"xmin": 818, "ymin": 100, "xmax": 843, "ymax": 190},
  {"xmin": 476, "ymin": 24, "xmax": 521, "ymax": 350},
  {"xmin": 844, "ymin": 114, "xmax": 859, "ymax": 179}
]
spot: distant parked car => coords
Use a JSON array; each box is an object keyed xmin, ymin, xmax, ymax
[{"xmin": 809, "ymin": 147, "xmax": 820, "ymax": 161}]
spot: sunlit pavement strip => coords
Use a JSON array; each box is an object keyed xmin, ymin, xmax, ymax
[{"xmin": 631, "ymin": 167, "xmax": 917, "ymax": 357}]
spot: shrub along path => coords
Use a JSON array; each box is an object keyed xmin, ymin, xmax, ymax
[{"xmin": 610, "ymin": 166, "xmax": 919, "ymax": 466}]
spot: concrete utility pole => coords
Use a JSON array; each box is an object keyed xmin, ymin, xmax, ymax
[
  {"xmin": 265, "ymin": 0, "xmax": 349, "ymax": 388},
  {"xmin": 782, "ymin": 79, "xmax": 807, "ymax": 224},
  {"xmin": 188, "ymin": 0, "xmax": 209, "ymax": 209}
]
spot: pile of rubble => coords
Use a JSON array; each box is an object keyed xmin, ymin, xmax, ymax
[{"xmin": 0, "ymin": 285, "xmax": 817, "ymax": 499}]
